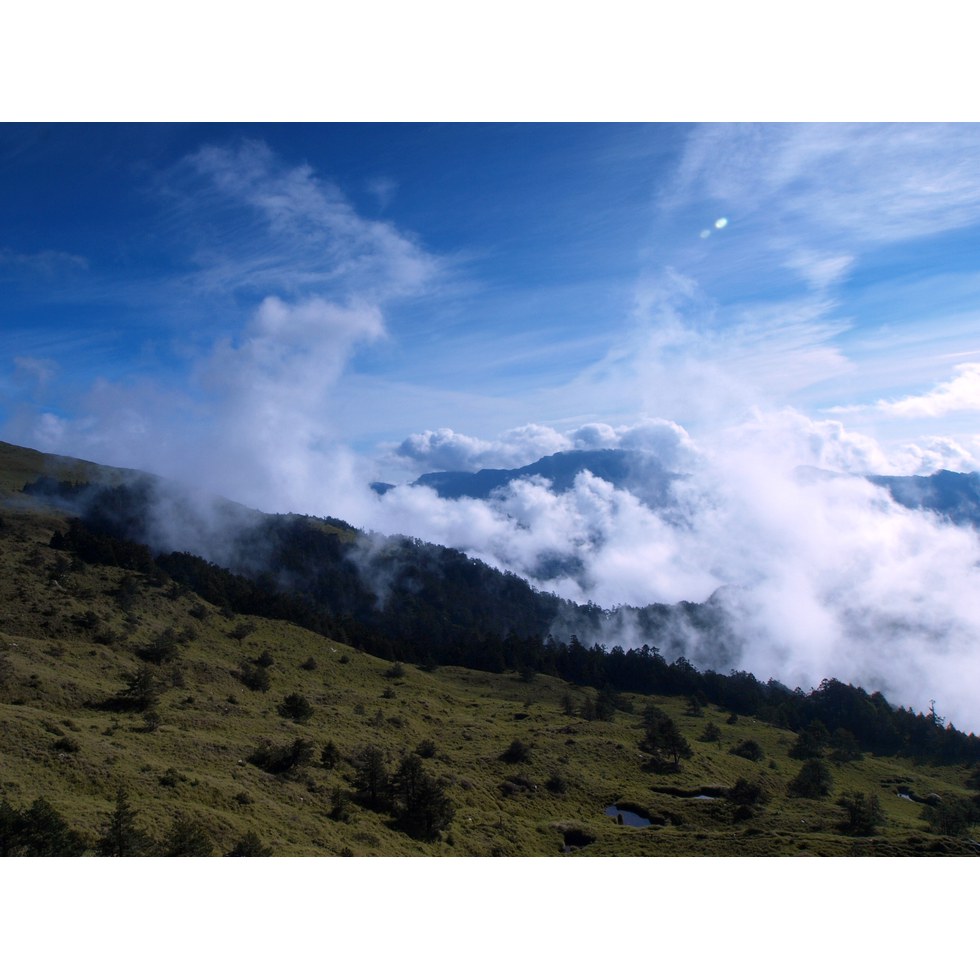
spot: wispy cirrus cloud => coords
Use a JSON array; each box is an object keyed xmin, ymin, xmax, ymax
[
  {"xmin": 667, "ymin": 123, "xmax": 980, "ymax": 245},
  {"xmin": 12, "ymin": 356, "xmax": 58, "ymax": 388},
  {"xmin": 161, "ymin": 139, "xmax": 442, "ymax": 302},
  {"xmin": 0, "ymin": 246, "xmax": 88, "ymax": 277}
]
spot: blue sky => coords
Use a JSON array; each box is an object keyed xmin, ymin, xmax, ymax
[{"xmin": 4, "ymin": 122, "xmax": 980, "ymax": 494}]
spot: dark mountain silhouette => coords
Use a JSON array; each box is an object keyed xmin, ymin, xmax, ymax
[
  {"xmin": 379, "ymin": 449, "xmax": 678, "ymax": 507},
  {"xmin": 869, "ymin": 470, "xmax": 980, "ymax": 527},
  {"xmin": 391, "ymin": 448, "xmax": 980, "ymax": 532}
]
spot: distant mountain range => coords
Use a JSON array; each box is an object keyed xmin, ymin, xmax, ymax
[
  {"xmin": 868, "ymin": 470, "xmax": 980, "ymax": 527},
  {"xmin": 374, "ymin": 449, "xmax": 678, "ymax": 508},
  {"xmin": 377, "ymin": 448, "xmax": 980, "ymax": 528}
]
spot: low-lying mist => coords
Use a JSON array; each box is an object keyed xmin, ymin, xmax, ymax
[
  {"xmin": 55, "ymin": 405, "xmax": 979, "ymax": 730},
  {"xmin": 350, "ymin": 415, "xmax": 980, "ymax": 729}
]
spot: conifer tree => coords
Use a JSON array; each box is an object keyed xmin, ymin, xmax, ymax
[{"xmin": 96, "ymin": 786, "xmax": 150, "ymax": 856}]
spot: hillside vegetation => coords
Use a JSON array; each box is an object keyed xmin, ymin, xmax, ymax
[{"xmin": 1, "ymin": 441, "xmax": 978, "ymax": 856}]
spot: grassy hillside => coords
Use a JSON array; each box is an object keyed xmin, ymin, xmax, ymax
[{"xmin": 1, "ymin": 443, "xmax": 978, "ymax": 856}]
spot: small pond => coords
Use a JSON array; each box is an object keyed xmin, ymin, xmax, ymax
[{"xmin": 604, "ymin": 805, "xmax": 651, "ymax": 828}]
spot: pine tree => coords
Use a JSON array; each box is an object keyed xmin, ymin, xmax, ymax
[
  {"xmin": 641, "ymin": 706, "xmax": 692, "ymax": 770},
  {"xmin": 161, "ymin": 813, "xmax": 214, "ymax": 856},
  {"xmin": 18, "ymin": 798, "xmax": 87, "ymax": 856},
  {"xmin": 391, "ymin": 755, "xmax": 454, "ymax": 840},
  {"xmin": 351, "ymin": 746, "xmax": 391, "ymax": 810},
  {"xmin": 96, "ymin": 787, "xmax": 150, "ymax": 856}
]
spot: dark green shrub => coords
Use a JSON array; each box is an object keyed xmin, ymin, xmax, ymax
[
  {"xmin": 226, "ymin": 832, "xmax": 273, "ymax": 856},
  {"xmin": 501, "ymin": 739, "xmax": 531, "ymax": 764},
  {"xmin": 229, "ymin": 622, "xmax": 257, "ymax": 646},
  {"xmin": 53, "ymin": 735, "xmax": 80, "ymax": 753},
  {"xmin": 320, "ymin": 740, "xmax": 341, "ymax": 769},
  {"xmin": 699, "ymin": 722, "xmax": 722, "ymax": 742},
  {"xmin": 546, "ymin": 773, "xmax": 568, "ymax": 795},
  {"xmin": 300, "ymin": 657, "xmax": 317, "ymax": 671},
  {"xmin": 115, "ymin": 664, "xmax": 163, "ymax": 712},
  {"xmin": 728, "ymin": 778, "xmax": 769, "ymax": 807},
  {"xmin": 162, "ymin": 813, "xmax": 214, "ymax": 856},
  {"xmin": 836, "ymin": 792, "xmax": 883, "ymax": 836},
  {"xmin": 789, "ymin": 721, "xmax": 830, "ymax": 760},
  {"xmin": 730, "ymin": 739, "xmax": 764, "ymax": 762},
  {"xmin": 922, "ymin": 796, "xmax": 976, "ymax": 837},
  {"xmin": 415, "ymin": 739, "xmax": 437, "ymax": 759},
  {"xmin": 249, "ymin": 738, "xmax": 315, "ymax": 775},
  {"xmin": 238, "ymin": 662, "xmax": 271, "ymax": 692},
  {"xmin": 138, "ymin": 627, "xmax": 182, "ymax": 665},
  {"xmin": 329, "ymin": 786, "xmax": 352, "ymax": 822},
  {"xmin": 278, "ymin": 693, "xmax": 314, "ymax": 722},
  {"xmin": 158, "ymin": 767, "xmax": 184, "ymax": 788},
  {"xmin": 789, "ymin": 759, "xmax": 834, "ymax": 798}
]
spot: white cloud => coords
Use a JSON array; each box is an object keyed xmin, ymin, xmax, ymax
[
  {"xmin": 393, "ymin": 423, "xmax": 572, "ymax": 473},
  {"xmin": 868, "ymin": 362, "xmax": 980, "ymax": 419},
  {"xmin": 712, "ymin": 407, "xmax": 892, "ymax": 474},
  {"xmin": 891, "ymin": 436, "xmax": 980, "ymax": 475},
  {"xmin": 390, "ymin": 418, "xmax": 699, "ymax": 476}
]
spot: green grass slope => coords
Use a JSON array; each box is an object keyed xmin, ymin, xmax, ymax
[{"xmin": 1, "ymin": 445, "xmax": 978, "ymax": 856}]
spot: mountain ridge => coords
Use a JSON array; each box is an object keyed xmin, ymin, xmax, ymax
[{"xmin": 384, "ymin": 447, "xmax": 980, "ymax": 529}]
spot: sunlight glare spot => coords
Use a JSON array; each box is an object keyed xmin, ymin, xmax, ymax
[{"xmin": 714, "ymin": 217, "xmax": 728, "ymax": 229}]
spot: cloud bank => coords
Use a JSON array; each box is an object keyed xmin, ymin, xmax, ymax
[
  {"xmin": 359, "ymin": 411, "xmax": 980, "ymax": 728},
  {"xmin": 390, "ymin": 418, "xmax": 697, "ymax": 475}
]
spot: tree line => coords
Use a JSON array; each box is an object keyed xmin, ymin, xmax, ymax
[{"xmin": 33, "ymin": 478, "xmax": 980, "ymax": 765}]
